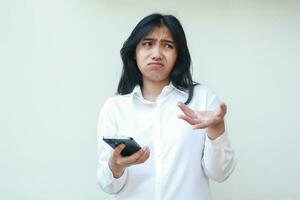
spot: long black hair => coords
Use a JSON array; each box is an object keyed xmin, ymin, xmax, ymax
[{"xmin": 117, "ymin": 13, "xmax": 198, "ymax": 104}]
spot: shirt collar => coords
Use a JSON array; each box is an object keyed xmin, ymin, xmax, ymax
[
  {"xmin": 168, "ymin": 82, "xmax": 188, "ymax": 96},
  {"xmin": 130, "ymin": 82, "xmax": 187, "ymax": 102},
  {"xmin": 130, "ymin": 85, "xmax": 143, "ymax": 100}
]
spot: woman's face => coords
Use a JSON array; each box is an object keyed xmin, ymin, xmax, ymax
[{"xmin": 135, "ymin": 26, "xmax": 177, "ymax": 85}]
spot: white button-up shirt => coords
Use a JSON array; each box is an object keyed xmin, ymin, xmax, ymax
[{"xmin": 97, "ymin": 83, "xmax": 236, "ymax": 200}]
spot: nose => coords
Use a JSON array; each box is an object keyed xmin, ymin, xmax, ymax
[{"xmin": 151, "ymin": 45, "xmax": 163, "ymax": 60}]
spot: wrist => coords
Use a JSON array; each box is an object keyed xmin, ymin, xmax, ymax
[
  {"xmin": 207, "ymin": 121, "xmax": 225, "ymax": 140},
  {"xmin": 108, "ymin": 158, "xmax": 125, "ymax": 178}
]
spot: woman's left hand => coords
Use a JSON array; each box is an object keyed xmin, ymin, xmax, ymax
[{"xmin": 177, "ymin": 101, "xmax": 227, "ymax": 140}]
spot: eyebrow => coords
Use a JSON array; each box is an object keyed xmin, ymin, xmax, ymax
[{"xmin": 142, "ymin": 37, "xmax": 175, "ymax": 44}]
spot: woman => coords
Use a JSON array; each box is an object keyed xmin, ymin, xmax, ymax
[{"xmin": 97, "ymin": 13, "xmax": 236, "ymax": 200}]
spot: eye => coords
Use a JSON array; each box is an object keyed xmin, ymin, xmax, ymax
[
  {"xmin": 165, "ymin": 44, "xmax": 174, "ymax": 49},
  {"xmin": 142, "ymin": 41, "xmax": 152, "ymax": 46}
]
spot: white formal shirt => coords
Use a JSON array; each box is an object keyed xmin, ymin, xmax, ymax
[{"xmin": 97, "ymin": 83, "xmax": 236, "ymax": 200}]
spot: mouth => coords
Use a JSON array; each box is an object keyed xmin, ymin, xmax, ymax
[{"xmin": 148, "ymin": 62, "xmax": 164, "ymax": 69}]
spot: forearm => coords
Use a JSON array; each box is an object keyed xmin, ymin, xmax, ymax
[{"xmin": 202, "ymin": 133, "xmax": 236, "ymax": 182}]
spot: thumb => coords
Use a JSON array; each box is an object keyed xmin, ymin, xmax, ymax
[
  {"xmin": 114, "ymin": 143, "xmax": 126, "ymax": 156},
  {"xmin": 215, "ymin": 102, "xmax": 227, "ymax": 117}
]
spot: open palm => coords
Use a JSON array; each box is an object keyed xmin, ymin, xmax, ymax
[{"xmin": 177, "ymin": 101, "xmax": 227, "ymax": 129}]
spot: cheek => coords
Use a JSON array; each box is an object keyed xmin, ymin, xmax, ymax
[
  {"xmin": 136, "ymin": 50, "xmax": 148, "ymax": 63},
  {"xmin": 136, "ymin": 54, "xmax": 147, "ymax": 73},
  {"xmin": 136, "ymin": 57, "xmax": 145, "ymax": 71},
  {"xmin": 167, "ymin": 52, "xmax": 178, "ymax": 65}
]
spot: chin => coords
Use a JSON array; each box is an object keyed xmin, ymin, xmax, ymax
[{"xmin": 149, "ymin": 77, "xmax": 169, "ymax": 83}]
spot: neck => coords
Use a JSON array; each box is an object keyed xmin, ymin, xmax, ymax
[{"xmin": 142, "ymin": 79, "xmax": 170, "ymax": 102}]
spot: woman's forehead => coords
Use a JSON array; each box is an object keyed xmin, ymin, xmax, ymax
[{"xmin": 143, "ymin": 26, "xmax": 174, "ymax": 41}]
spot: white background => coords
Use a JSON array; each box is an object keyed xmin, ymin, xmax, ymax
[{"xmin": 1, "ymin": 0, "xmax": 300, "ymax": 199}]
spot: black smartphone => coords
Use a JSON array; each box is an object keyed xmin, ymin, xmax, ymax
[{"xmin": 103, "ymin": 136, "xmax": 141, "ymax": 156}]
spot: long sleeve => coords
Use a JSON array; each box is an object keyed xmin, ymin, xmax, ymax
[
  {"xmin": 97, "ymin": 97, "xmax": 128, "ymax": 194},
  {"xmin": 202, "ymin": 132, "xmax": 236, "ymax": 182},
  {"xmin": 201, "ymin": 88, "xmax": 237, "ymax": 182}
]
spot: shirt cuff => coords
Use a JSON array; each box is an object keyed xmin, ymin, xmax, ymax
[
  {"xmin": 99, "ymin": 161, "xmax": 128, "ymax": 189},
  {"xmin": 205, "ymin": 131, "xmax": 230, "ymax": 149}
]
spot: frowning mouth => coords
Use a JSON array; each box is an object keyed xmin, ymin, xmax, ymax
[{"xmin": 148, "ymin": 62, "xmax": 164, "ymax": 69}]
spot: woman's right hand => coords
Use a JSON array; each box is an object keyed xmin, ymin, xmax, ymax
[{"xmin": 108, "ymin": 144, "xmax": 150, "ymax": 178}]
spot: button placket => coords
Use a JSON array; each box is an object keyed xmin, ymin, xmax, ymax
[{"xmin": 153, "ymin": 102, "xmax": 162, "ymax": 200}]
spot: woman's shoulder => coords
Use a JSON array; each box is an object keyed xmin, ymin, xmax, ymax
[
  {"xmin": 101, "ymin": 94, "xmax": 131, "ymax": 109},
  {"xmin": 193, "ymin": 83, "xmax": 222, "ymax": 110},
  {"xmin": 193, "ymin": 83, "xmax": 216, "ymax": 96}
]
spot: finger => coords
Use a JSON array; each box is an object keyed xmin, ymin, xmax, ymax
[
  {"xmin": 135, "ymin": 147, "xmax": 150, "ymax": 164},
  {"xmin": 177, "ymin": 102, "xmax": 196, "ymax": 118},
  {"xmin": 192, "ymin": 123, "xmax": 209, "ymax": 129},
  {"xmin": 112, "ymin": 144, "xmax": 126, "ymax": 158},
  {"xmin": 178, "ymin": 114, "xmax": 199, "ymax": 125},
  {"xmin": 118, "ymin": 148, "xmax": 145, "ymax": 165},
  {"xmin": 215, "ymin": 102, "xmax": 227, "ymax": 117},
  {"xmin": 220, "ymin": 103, "xmax": 227, "ymax": 116}
]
